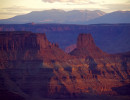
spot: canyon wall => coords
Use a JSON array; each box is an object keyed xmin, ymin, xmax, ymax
[{"xmin": 0, "ymin": 31, "xmax": 130, "ymax": 99}]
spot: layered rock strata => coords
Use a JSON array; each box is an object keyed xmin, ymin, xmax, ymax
[{"xmin": 0, "ymin": 32, "xmax": 129, "ymax": 99}]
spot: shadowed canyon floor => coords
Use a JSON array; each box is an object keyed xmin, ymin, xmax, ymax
[{"xmin": 0, "ymin": 31, "xmax": 130, "ymax": 100}]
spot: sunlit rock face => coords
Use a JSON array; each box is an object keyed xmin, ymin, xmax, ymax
[
  {"xmin": 0, "ymin": 32, "xmax": 50, "ymax": 61},
  {"xmin": 77, "ymin": 34, "xmax": 95, "ymax": 49},
  {"xmin": 49, "ymin": 33, "xmax": 130, "ymax": 96},
  {"xmin": 0, "ymin": 31, "xmax": 129, "ymax": 99},
  {"xmin": 67, "ymin": 33, "xmax": 130, "ymax": 95},
  {"xmin": 0, "ymin": 31, "xmax": 71, "ymax": 65},
  {"xmin": 0, "ymin": 31, "xmax": 73, "ymax": 99}
]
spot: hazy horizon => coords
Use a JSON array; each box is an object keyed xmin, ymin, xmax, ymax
[
  {"xmin": 1, "ymin": 9, "xmax": 130, "ymax": 20},
  {"xmin": 0, "ymin": 0, "xmax": 130, "ymax": 19}
]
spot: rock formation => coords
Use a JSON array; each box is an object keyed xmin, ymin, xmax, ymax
[
  {"xmin": 70, "ymin": 33, "xmax": 108, "ymax": 58},
  {"xmin": 0, "ymin": 31, "xmax": 129, "ymax": 99},
  {"xmin": 0, "ymin": 31, "xmax": 71, "ymax": 64},
  {"xmin": 0, "ymin": 23, "xmax": 130, "ymax": 54},
  {"xmin": 65, "ymin": 44, "xmax": 76, "ymax": 53}
]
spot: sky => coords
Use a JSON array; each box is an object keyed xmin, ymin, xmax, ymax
[{"xmin": 0, "ymin": 0, "xmax": 130, "ymax": 19}]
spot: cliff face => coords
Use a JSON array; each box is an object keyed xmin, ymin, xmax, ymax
[
  {"xmin": 0, "ymin": 24, "xmax": 130, "ymax": 54},
  {"xmin": 0, "ymin": 32, "xmax": 47, "ymax": 61},
  {"xmin": 77, "ymin": 34, "xmax": 95, "ymax": 48},
  {"xmin": 0, "ymin": 31, "xmax": 70, "ymax": 64},
  {"xmin": 0, "ymin": 32, "xmax": 129, "ymax": 99},
  {"xmin": 0, "ymin": 31, "xmax": 72, "ymax": 98}
]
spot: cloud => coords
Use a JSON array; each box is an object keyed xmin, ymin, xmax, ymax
[
  {"xmin": 0, "ymin": 5, "xmax": 45, "ymax": 19},
  {"xmin": 102, "ymin": 3, "xmax": 130, "ymax": 11},
  {"xmin": 0, "ymin": 12, "xmax": 20, "ymax": 15},
  {"xmin": 2, "ymin": 6, "xmax": 43, "ymax": 13},
  {"xmin": 42, "ymin": 0, "xmax": 89, "ymax": 3}
]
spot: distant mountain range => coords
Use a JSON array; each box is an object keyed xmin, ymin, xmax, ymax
[
  {"xmin": 86, "ymin": 11, "xmax": 130, "ymax": 24},
  {"xmin": 0, "ymin": 9, "xmax": 129, "ymax": 24}
]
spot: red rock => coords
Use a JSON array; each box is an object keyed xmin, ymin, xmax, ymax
[
  {"xmin": 0, "ymin": 31, "xmax": 71, "ymax": 64},
  {"xmin": 77, "ymin": 33, "xmax": 95, "ymax": 49},
  {"xmin": 65, "ymin": 44, "xmax": 76, "ymax": 53},
  {"xmin": 0, "ymin": 31, "xmax": 129, "ymax": 99},
  {"xmin": 70, "ymin": 33, "xmax": 108, "ymax": 58}
]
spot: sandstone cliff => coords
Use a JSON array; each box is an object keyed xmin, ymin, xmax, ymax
[{"xmin": 0, "ymin": 31, "xmax": 71, "ymax": 65}]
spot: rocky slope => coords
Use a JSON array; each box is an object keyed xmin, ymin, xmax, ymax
[
  {"xmin": 0, "ymin": 31, "xmax": 129, "ymax": 99},
  {"xmin": 65, "ymin": 44, "xmax": 76, "ymax": 53}
]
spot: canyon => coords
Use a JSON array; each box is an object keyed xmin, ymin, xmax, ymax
[
  {"xmin": 0, "ymin": 31, "xmax": 130, "ymax": 100},
  {"xmin": 0, "ymin": 24, "xmax": 130, "ymax": 54}
]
